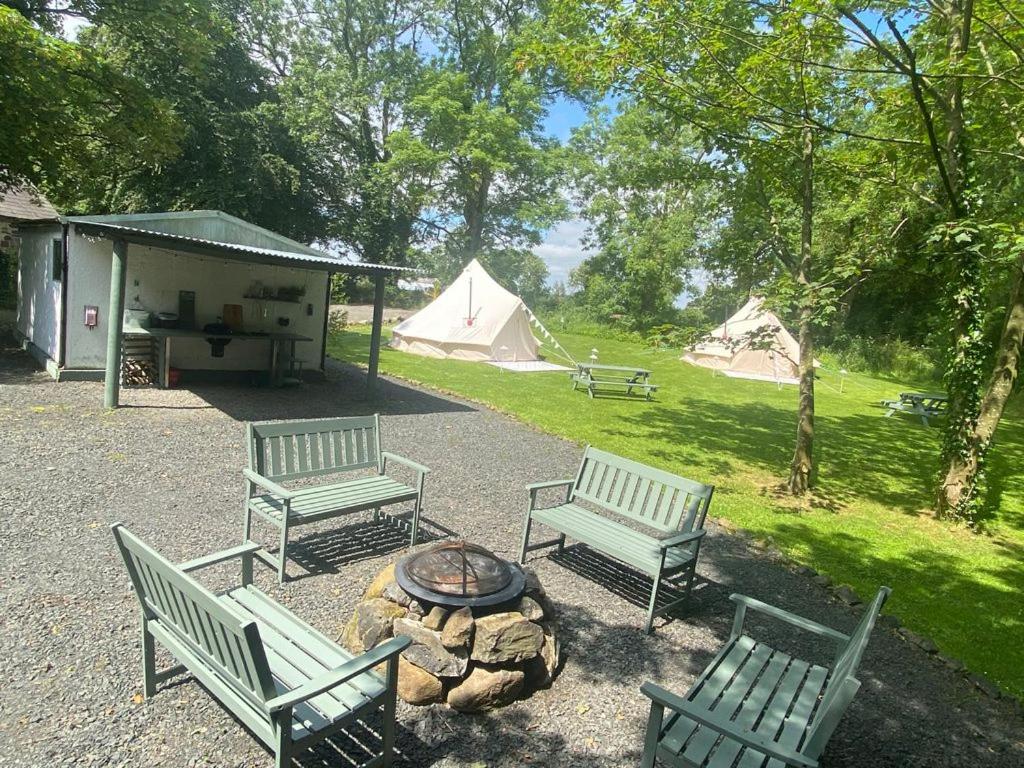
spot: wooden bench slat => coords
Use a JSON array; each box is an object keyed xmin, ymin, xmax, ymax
[
  {"xmin": 763, "ymin": 665, "xmax": 830, "ymax": 768},
  {"xmin": 697, "ymin": 649, "xmax": 795, "ymax": 767},
  {"xmin": 531, "ymin": 504, "xmax": 699, "ymax": 575},
  {"xmin": 659, "ymin": 636, "xmax": 758, "ymax": 755},
  {"xmin": 112, "ymin": 524, "xmax": 406, "ymax": 765},
  {"xmin": 733, "ymin": 658, "xmax": 815, "ymax": 768},
  {"xmin": 678, "ymin": 642, "xmax": 775, "ymax": 763},
  {"xmin": 246, "ymin": 416, "xmax": 428, "ymax": 582}
]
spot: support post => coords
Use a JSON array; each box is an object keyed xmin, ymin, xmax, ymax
[
  {"xmin": 104, "ymin": 239, "xmax": 128, "ymax": 408},
  {"xmin": 366, "ymin": 273, "xmax": 386, "ymax": 397}
]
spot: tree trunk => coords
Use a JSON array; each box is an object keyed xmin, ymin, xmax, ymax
[
  {"xmin": 464, "ymin": 170, "xmax": 492, "ymax": 258},
  {"xmin": 788, "ymin": 124, "xmax": 816, "ymax": 494},
  {"xmin": 938, "ymin": 253, "xmax": 1024, "ymax": 516}
]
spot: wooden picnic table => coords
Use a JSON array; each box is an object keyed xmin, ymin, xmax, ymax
[
  {"xmin": 882, "ymin": 391, "xmax": 949, "ymax": 426},
  {"xmin": 571, "ymin": 362, "xmax": 658, "ymax": 400}
]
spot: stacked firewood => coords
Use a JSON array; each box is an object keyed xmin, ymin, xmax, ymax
[{"xmin": 121, "ymin": 357, "xmax": 158, "ymax": 386}]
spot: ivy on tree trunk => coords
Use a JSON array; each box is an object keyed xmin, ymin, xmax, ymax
[{"xmin": 789, "ymin": 123, "xmax": 816, "ymax": 494}]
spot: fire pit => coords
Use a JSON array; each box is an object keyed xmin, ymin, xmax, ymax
[
  {"xmin": 341, "ymin": 541, "xmax": 559, "ymax": 711},
  {"xmin": 395, "ymin": 540, "xmax": 526, "ymax": 607}
]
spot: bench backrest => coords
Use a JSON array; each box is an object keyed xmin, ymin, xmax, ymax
[
  {"xmin": 571, "ymin": 446, "xmax": 714, "ymax": 535},
  {"xmin": 803, "ymin": 586, "xmax": 891, "ymax": 757},
  {"xmin": 111, "ymin": 524, "xmax": 276, "ymax": 713},
  {"xmin": 248, "ymin": 415, "xmax": 382, "ymax": 482}
]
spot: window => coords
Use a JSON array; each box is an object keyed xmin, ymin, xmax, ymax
[{"xmin": 51, "ymin": 238, "xmax": 63, "ymax": 282}]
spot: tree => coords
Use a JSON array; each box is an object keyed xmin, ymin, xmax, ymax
[
  {"xmin": 535, "ymin": 0, "xmax": 859, "ymax": 493},
  {"xmin": 393, "ymin": 0, "xmax": 567, "ymax": 296},
  {"xmin": 0, "ymin": 3, "xmax": 186, "ymax": 202},
  {"xmin": 840, "ymin": 1, "xmax": 1024, "ymax": 520},
  {"xmin": 279, "ymin": 0, "xmax": 434, "ymax": 264},
  {"xmin": 569, "ymin": 104, "xmax": 705, "ymax": 330},
  {"xmin": 74, "ymin": 0, "xmax": 325, "ymax": 241}
]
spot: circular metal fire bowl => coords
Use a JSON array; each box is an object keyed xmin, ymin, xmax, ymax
[{"xmin": 395, "ymin": 541, "xmax": 526, "ymax": 608}]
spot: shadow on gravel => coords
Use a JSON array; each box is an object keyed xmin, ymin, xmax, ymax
[
  {"xmin": 0, "ymin": 340, "xmax": 47, "ymax": 385},
  {"xmin": 281, "ymin": 519, "xmax": 443, "ymax": 580},
  {"xmin": 189, "ymin": 360, "xmax": 477, "ymax": 422},
  {"xmin": 545, "ymin": 544, "xmax": 717, "ymax": 628},
  {"xmin": 395, "ymin": 705, "xmax": 642, "ymax": 767}
]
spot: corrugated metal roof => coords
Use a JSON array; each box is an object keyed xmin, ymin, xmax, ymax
[
  {"xmin": 0, "ymin": 186, "xmax": 59, "ymax": 222},
  {"xmin": 67, "ymin": 219, "xmax": 418, "ymax": 275}
]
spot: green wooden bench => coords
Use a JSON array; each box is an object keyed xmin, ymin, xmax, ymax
[
  {"xmin": 243, "ymin": 415, "xmax": 429, "ymax": 582},
  {"xmin": 111, "ymin": 523, "xmax": 410, "ymax": 768},
  {"xmin": 640, "ymin": 586, "xmax": 891, "ymax": 768},
  {"xmin": 519, "ymin": 446, "xmax": 714, "ymax": 634}
]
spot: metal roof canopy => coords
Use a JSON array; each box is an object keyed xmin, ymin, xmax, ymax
[{"xmin": 68, "ymin": 218, "xmax": 417, "ymax": 276}]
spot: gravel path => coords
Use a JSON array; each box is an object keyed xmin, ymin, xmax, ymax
[{"xmin": 1, "ymin": 341, "xmax": 1021, "ymax": 767}]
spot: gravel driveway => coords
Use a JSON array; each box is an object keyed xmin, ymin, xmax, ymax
[{"xmin": 1, "ymin": 342, "xmax": 1021, "ymax": 767}]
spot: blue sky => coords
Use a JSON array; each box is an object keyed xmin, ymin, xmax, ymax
[{"xmin": 535, "ymin": 96, "xmax": 597, "ymax": 287}]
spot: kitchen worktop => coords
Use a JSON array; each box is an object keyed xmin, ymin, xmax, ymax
[{"xmin": 123, "ymin": 326, "xmax": 312, "ymax": 342}]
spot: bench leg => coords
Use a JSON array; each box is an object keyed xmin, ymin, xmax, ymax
[
  {"xmin": 381, "ymin": 653, "xmax": 400, "ymax": 766},
  {"xmin": 557, "ymin": 533, "xmax": 566, "ymax": 553},
  {"xmin": 277, "ymin": 518, "xmax": 290, "ymax": 584},
  {"xmin": 518, "ymin": 509, "xmax": 533, "ymax": 564},
  {"xmin": 142, "ymin": 615, "xmax": 157, "ymax": 699},
  {"xmin": 372, "ymin": 505, "xmax": 381, "ymax": 523},
  {"xmin": 921, "ymin": 415, "xmax": 929, "ymax": 427},
  {"xmin": 274, "ymin": 715, "xmax": 293, "ymax": 768},
  {"xmin": 242, "ymin": 505, "xmax": 253, "ymax": 542},
  {"xmin": 645, "ymin": 571, "xmax": 663, "ymax": 635},
  {"xmin": 641, "ymin": 700, "xmax": 665, "ymax": 768},
  {"xmin": 410, "ymin": 495, "xmax": 422, "ymax": 547}
]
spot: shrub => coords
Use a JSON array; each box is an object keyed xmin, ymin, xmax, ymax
[
  {"xmin": 819, "ymin": 334, "xmax": 941, "ymax": 383},
  {"xmin": 327, "ymin": 309, "xmax": 348, "ymax": 334}
]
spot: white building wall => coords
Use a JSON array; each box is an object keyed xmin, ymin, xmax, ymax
[
  {"xmin": 16, "ymin": 225, "xmax": 63, "ymax": 361},
  {"xmin": 65, "ymin": 225, "xmax": 329, "ymax": 371}
]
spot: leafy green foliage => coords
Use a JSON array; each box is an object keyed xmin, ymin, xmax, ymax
[
  {"xmin": 568, "ymin": 105, "xmax": 706, "ymax": 330},
  {"xmin": 0, "ymin": 5, "xmax": 182, "ymax": 201},
  {"xmin": 328, "ymin": 323, "xmax": 1024, "ymax": 699}
]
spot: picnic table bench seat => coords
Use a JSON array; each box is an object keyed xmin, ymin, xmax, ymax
[
  {"xmin": 244, "ymin": 415, "xmax": 429, "ymax": 582},
  {"xmin": 520, "ymin": 446, "xmax": 714, "ymax": 634},
  {"xmin": 641, "ymin": 587, "xmax": 891, "ymax": 768},
  {"xmin": 112, "ymin": 524, "xmax": 410, "ymax": 768}
]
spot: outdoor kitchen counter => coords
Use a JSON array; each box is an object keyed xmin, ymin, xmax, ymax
[{"xmin": 124, "ymin": 326, "xmax": 313, "ymax": 387}]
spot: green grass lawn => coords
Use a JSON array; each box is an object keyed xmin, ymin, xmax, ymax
[{"xmin": 328, "ymin": 326, "xmax": 1024, "ymax": 698}]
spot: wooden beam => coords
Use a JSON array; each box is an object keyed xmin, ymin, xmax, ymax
[
  {"xmin": 366, "ymin": 274, "xmax": 386, "ymax": 397},
  {"xmin": 104, "ymin": 239, "xmax": 128, "ymax": 408}
]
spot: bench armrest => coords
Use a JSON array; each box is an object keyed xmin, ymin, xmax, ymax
[
  {"xmin": 381, "ymin": 451, "xmax": 430, "ymax": 476},
  {"xmin": 659, "ymin": 529, "xmax": 706, "ymax": 550},
  {"xmin": 243, "ymin": 468, "xmax": 294, "ymax": 500},
  {"xmin": 180, "ymin": 542, "xmax": 263, "ymax": 573},
  {"xmin": 640, "ymin": 683, "xmax": 819, "ymax": 768},
  {"xmin": 730, "ymin": 594, "xmax": 849, "ymax": 646},
  {"xmin": 527, "ymin": 479, "xmax": 575, "ymax": 493},
  {"xmin": 265, "ymin": 635, "xmax": 411, "ymax": 714}
]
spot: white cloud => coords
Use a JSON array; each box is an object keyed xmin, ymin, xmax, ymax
[{"xmin": 534, "ymin": 219, "xmax": 594, "ymax": 287}]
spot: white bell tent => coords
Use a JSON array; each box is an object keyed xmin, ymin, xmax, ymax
[
  {"xmin": 390, "ymin": 259, "xmax": 573, "ymax": 369},
  {"xmin": 682, "ymin": 296, "xmax": 816, "ymax": 385}
]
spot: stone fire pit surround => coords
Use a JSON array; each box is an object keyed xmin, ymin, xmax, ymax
[{"xmin": 341, "ymin": 549, "xmax": 560, "ymax": 712}]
